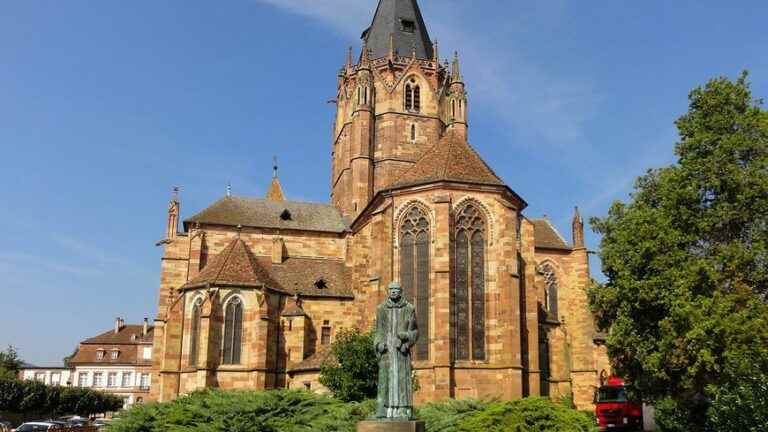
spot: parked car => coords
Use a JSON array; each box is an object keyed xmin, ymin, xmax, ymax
[
  {"xmin": 595, "ymin": 377, "xmax": 644, "ymax": 431},
  {"xmin": 11, "ymin": 422, "xmax": 57, "ymax": 431},
  {"xmin": 92, "ymin": 419, "xmax": 110, "ymax": 430}
]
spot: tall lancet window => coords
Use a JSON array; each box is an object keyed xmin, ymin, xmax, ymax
[
  {"xmin": 541, "ymin": 264, "xmax": 559, "ymax": 320},
  {"xmin": 223, "ymin": 296, "xmax": 244, "ymax": 365},
  {"xmin": 189, "ymin": 297, "xmax": 203, "ymax": 367},
  {"xmin": 454, "ymin": 204, "xmax": 486, "ymax": 361},
  {"xmin": 400, "ymin": 206, "xmax": 430, "ymax": 360},
  {"xmin": 405, "ymin": 78, "xmax": 421, "ymax": 113}
]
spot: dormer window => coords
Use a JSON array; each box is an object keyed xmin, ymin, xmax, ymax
[
  {"xmin": 110, "ymin": 349, "xmax": 120, "ymax": 360},
  {"xmin": 400, "ymin": 19, "xmax": 416, "ymax": 33},
  {"xmin": 96, "ymin": 349, "xmax": 105, "ymax": 361},
  {"xmin": 280, "ymin": 209, "xmax": 292, "ymax": 221},
  {"xmin": 314, "ymin": 278, "xmax": 328, "ymax": 290}
]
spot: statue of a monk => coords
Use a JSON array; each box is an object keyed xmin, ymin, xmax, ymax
[{"xmin": 373, "ymin": 282, "xmax": 419, "ymax": 420}]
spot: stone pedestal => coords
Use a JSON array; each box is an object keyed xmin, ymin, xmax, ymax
[{"xmin": 357, "ymin": 420, "xmax": 425, "ymax": 432}]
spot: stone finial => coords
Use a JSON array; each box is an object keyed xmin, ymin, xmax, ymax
[
  {"xmin": 267, "ymin": 157, "xmax": 286, "ymax": 202},
  {"xmin": 433, "ymin": 40, "xmax": 439, "ymax": 63},
  {"xmin": 451, "ymin": 51, "xmax": 463, "ymax": 84},
  {"xmin": 388, "ymin": 32, "xmax": 396, "ymax": 60},
  {"xmin": 346, "ymin": 46, "xmax": 354, "ymax": 69},
  {"xmin": 572, "ymin": 206, "xmax": 585, "ymax": 249},
  {"xmin": 166, "ymin": 186, "xmax": 180, "ymax": 241}
]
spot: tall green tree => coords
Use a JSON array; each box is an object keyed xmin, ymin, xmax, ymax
[
  {"xmin": 590, "ymin": 72, "xmax": 768, "ymax": 431},
  {"xmin": 319, "ymin": 328, "xmax": 378, "ymax": 402},
  {"xmin": 0, "ymin": 346, "xmax": 22, "ymax": 380}
]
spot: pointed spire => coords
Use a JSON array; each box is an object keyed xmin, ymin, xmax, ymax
[
  {"xmin": 166, "ymin": 186, "xmax": 180, "ymax": 241},
  {"xmin": 433, "ymin": 40, "xmax": 439, "ymax": 63},
  {"xmin": 451, "ymin": 51, "xmax": 463, "ymax": 83},
  {"xmin": 362, "ymin": 0, "xmax": 434, "ymax": 60},
  {"xmin": 346, "ymin": 46, "xmax": 354, "ymax": 69},
  {"xmin": 389, "ymin": 32, "xmax": 396, "ymax": 60},
  {"xmin": 572, "ymin": 206, "xmax": 585, "ymax": 249},
  {"xmin": 267, "ymin": 157, "xmax": 286, "ymax": 202},
  {"xmin": 360, "ymin": 39, "xmax": 371, "ymax": 68}
]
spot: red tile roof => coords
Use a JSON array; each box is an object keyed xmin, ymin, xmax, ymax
[
  {"xmin": 69, "ymin": 324, "xmax": 154, "ymax": 366},
  {"xmin": 181, "ymin": 238, "xmax": 285, "ymax": 292},
  {"xmin": 390, "ymin": 129, "xmax": 505, "ymax": 189},
  {"xmin": 532, "ymin": 219, "xmax": 571, "ymax": 250},
  {"xmin": 181, "ymin": 239, "xmax": 354, "ymax": 299},
  {"xmin": 287, "ymin": 345, "xmax": 336, "ymax": 373}
]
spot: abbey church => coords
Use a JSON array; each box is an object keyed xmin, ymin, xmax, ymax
[{"xmin": 149, "ymin": 0, "xmax": 609, "ymax": 409}]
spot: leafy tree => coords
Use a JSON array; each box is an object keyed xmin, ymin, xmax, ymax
[
  {"xmin": 319, "ymin": 328, "xmax": 378, "ymax": 402},
  {"xmin": 0, "ymin": 346, "xmax": 22, "ymax": 380},
  {"xmin": 590, "ymin": 72, "xmax": 768, "ymax": 431}
]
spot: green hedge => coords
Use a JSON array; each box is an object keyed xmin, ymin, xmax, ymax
[
  {"xmin": 0, "ymin": 378, "xmax": 123, "ymax": 416},
  {"xmin": 108, "ymin": 389, "xmax": 597, "ymax": 432}
]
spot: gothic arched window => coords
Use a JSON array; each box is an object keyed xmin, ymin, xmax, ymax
[
  {"xmin": 189, "ymin": 297, "xmax": 203, "ymax": 367},
  {"xmin": 454, "ymin": 204, "xmax": 486, "ymax": 361},
  {"xmin": 541, "ymin": 264, "xmax": 559, "ymax": 320},
  {"xmin": 400, "ymin": 206, "xmax": 430, "ymax": 360},
  {"xmin": 405, "ymin": 78, "xmax": 421, "ymax": 113},
  {"xmin": 223, "ymin": 296, "xmax": 244, "ymax": 365}
]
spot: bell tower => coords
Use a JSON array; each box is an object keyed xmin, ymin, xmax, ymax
[{"xmin": 331, "ymin": 0, "xmax": 467, "ymax": 220}]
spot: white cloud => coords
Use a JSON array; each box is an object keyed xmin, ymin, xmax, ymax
[{"xmin": 253, "ymin": 0, "xmax": 596, "ymax": 144}]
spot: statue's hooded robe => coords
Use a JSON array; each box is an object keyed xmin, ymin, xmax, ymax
[{"xmin": 374, "ymin": 296, "xmax": 419, "ymax": 419}]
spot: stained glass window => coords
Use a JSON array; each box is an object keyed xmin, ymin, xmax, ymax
[
  {"xmin": 454, "ymin": 204, "xmax": 486, "ymax": 361},
  {"xmin": 223, "ymin": 297, "xmax": 243, "ymax": 365},
  {"xmin": 541, "ymin": 264, "xmax": 559, "ymax": 319},
  {"xmin": 399, "ymin": 206, "xmax": 430, "ymax": 360},
  {"xmin": 189, "ymin": 297, "xmax": 202, "ymax": 367}
]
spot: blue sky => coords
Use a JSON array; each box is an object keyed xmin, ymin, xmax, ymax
[{"xmin": 1, "ymin": 0, "xmax": 767, "ymax": 365}]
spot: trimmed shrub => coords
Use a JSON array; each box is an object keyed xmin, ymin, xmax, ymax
[
  {"xmin": 418, "ymin": 398, "xmax": 597, "ymax": 432},
  {"xmin": 0, "ymin": 378, "xmax": 122, "ymax": 416},
  {"xmin": 108, "ymin": 389, "xmax": 374, "ymax": 432},
  {"xmin": 109, "ymin": 390, "xmax": 596, "ymax": 432}
]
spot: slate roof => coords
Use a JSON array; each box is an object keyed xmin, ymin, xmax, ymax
[
  {"xmin": 181, "ymin": 238, "xmax": 354, "ymax": 299},
  {"xmin": 182, "ymin": 238, "xmax": 284, "ymax": 291},
  {"xmin": 185, "ymin": 196, "xmax": 348, "ymax": 234},
  {"xmin": 362, "ymin": 0, "xmax": 433, "ymax": 60},
  {"xmin": 390, "ymin": 130, "xmax": 506, "ymax": 189},
  {"xmin": 532, "ymin": 219, "xmax": 571, "ymax": 250},
  {"xmin": 287, "ymin": 345, "xmax": 336, "ymax": 373}
]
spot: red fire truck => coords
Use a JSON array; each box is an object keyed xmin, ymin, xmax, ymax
[{"xmin": 595, "ymin": 377, "xmax": 644, "ymax": 431}]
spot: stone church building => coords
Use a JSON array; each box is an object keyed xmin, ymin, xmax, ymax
[{"xmin": 149, "ymin": 0, "xmax": 609, "ymax": 408}]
